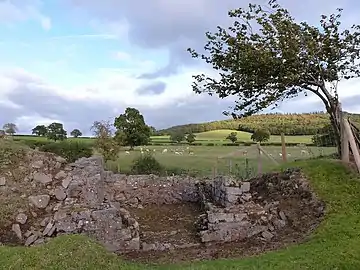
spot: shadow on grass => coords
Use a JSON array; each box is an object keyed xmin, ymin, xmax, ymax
[{"xmin": 1, "ymin": 159, "xmax": 360, "ymax": 269}]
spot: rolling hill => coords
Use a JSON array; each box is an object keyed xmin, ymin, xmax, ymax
[{"xmin": 157, "ymin": 112, "xmax": 360, "ymax": 136}]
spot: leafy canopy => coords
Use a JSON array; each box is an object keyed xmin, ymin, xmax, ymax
[
  {"xmin": 70, "ymin": 129, "xmax": 82, "ymax": 138},
  {"xmin": 186, "ymin": 132, "xmax": 196, "ymax": 144},
  {"xmin": 226, "ymin": 132, "xmax": 238, "ymax": 143},
  {"xmin": 251, "ymin": 128, "xmax": 271, "ymax": 143},
  {"xmin": 3, "ymin": 123, "xmax": 17, "ymax": 135},
  {"xmin": 188, "ymin": 1, "xmax": 360, "ymax": 120},
  {"xmin": 170, "ymin": 131, "xmax": 186, "ymax": 143},
  {"xmin": 91, "ymin": 120, "xmax": 120, "ymax": 161},
  {"xmin": 114, "ymin": 107, "xmax": 151, "ymax": 149},
  {"xmin": 47, "ymin": 122, "xmax": 67, "ymax": 141},
  {"xmin": 32, "ymin": 125, "xmax": 47, "ymax": 137}
]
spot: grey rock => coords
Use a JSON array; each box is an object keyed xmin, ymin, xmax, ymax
[
  {"xmin": 16, "ymin": 213, "xmax": 28, "ymax": 224},
  {"xmin": 55, "ymin": 171, "xmax": 67, "ymax": 180},
  {"xmin": 33, "ymin": 172, "xmax": 52, "ymax": 184},
  {"xmin": 25, "ymin": 234, "xmax": 38, "ymax": 246},
  {"xmin": 43, "ymin": 220, "xmax": 55, "ymax": 236},
  {"xmin": 61, "ymin": 177, "xmax": 72, "ymax": 189},
  {"xmin": 28, "ymin": 195, "xmax": 50, "ymax": 209},
  {"xmin": 12, "ymin": 224, "xmax": 22, "ymax": 240},
  {"xmin": 54, "ymin": 187, "xmax": 67, "ymax": 200},
  {"xmin": 0, "ymin": 177, "xmax": 6, "ymax": 186}
]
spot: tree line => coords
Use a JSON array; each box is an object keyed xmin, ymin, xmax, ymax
[{"xmin": 157, "ymin": 112, "xmax": 360, "ymax": 136}]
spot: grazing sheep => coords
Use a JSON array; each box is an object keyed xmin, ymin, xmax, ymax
[
  {"xmin": 301, "ymin": 150, "xmax": 308, "ymax": 155},
  {"xmin": 175, "ymin": 151, "xmax": 183, "ymax": 155},
  {"xmin": 162, "ymin": 149, "xmax": 168, "ymax": 153},
  {"xmin": 189, "ymin": 151, "xmax": 194, "ymax": 155},
  {"xmin": 125, "ymin": 151, "xmax": 130, "ymax": 154},
  {"xmin": 287, "ymin": 153, "xmax": 291, "ymax": 157},
  {"xmin": 279, "ymin": 153, "xmax": 283, "ymax": 157},
  {"xmin": 242, "ymin": 151, "xmax": 248, "ymax": 156},
  {"xmin": 146, "ymin": 148, "xmax": 150, "ymax": 152}
]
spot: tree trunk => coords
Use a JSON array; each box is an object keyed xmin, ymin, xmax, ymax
[{"xmin": 328, "ymin": 105, "xmax": 341, "ymax": 157}]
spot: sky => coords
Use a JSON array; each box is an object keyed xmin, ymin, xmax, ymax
[{"xmin": 0, "ymin": 0, "xmax": 360, "ymax": 135}]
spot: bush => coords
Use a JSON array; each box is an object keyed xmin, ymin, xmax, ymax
[
  {"xmin": 130, "ymin": 153, "xmax": 163, "ymax": 175},
  {"xmin": 14, "ymin": 139, "xmax": 52, "ymax": 149},
  {"xmin": 39, "ymin": 141, "xmax": 93, "ymax": 162}
]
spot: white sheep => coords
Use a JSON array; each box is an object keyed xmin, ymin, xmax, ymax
[
  {"xmin": 125, "ymin": 151, "xmax": 130, "ymax": 154},
  {"xmin": 162, "ymin": 149, "xmax": 168, "ymax": 153},
  {"xmin": 301, "ymin": 150, "xmax": 308, "ymax": 155}
]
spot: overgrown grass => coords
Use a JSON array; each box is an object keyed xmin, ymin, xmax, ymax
[{"xmin": 1, "ymin": 159, "xmax": 360, "ymax": 269}]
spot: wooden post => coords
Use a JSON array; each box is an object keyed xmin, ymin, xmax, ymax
[
  {"xmin": 338, "ymin": 104, "xmax": 350, "ymax": 162},
  {"xmin": 228, "ymin": 159, "xmax": 232, "ymax": 174},
  {"xmin": 257, "ymin": 143, "xmax": 262, "ymax": 175},
  {"xmin": 281, "ymin": 133, "xmax": 287, "ymax": 162},
  {"xmin": 344, "ymin": 119, "xmax": 360, "ymax": 173}
]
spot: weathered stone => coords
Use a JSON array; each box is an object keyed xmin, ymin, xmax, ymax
[
  {"xmin": 279, "ymin": 211, "xmax": 287, "ymax": 221},
  {"xmin": 54, "ymin": 187, "xmax": 67, "ymax": 201},
  {"xmin": 25, "ymin": 234, "xmax": 38, "ymax": 246},
  {"xmin": 31, "ymin": 160, "xmax": 44, "ymax": 169},
  {"xmin": 43, "ymin": 220, "xmax": 55, "ymax": 236},
  {"xmin": 28, "ymin": 195, "xmax": 50, "ymax": 209},
  {"xmin": 241, "ymin": 182, "xmax": 251, "ymax": 192},
  {"xmin": 33, "ymin": 172, "xmax": 52, "ymax": 184},
  {"xmin": 40, "ymin": 217, "xmax": 50, "ymax": 227},
  {"xmin": 16, "ymin": 213, "xmax": 28, "ymax": 224},
  {"xmin": 53, "ymin": 211, "xmax": 67, "ymax": 221},
  {"xmin": 55, "ymin": 171, "xmax": 67, "ymax": 180},
  {"xmin": 0, "ymin": 177, "xmax": 6, "ymax": 186},
  {"xmin": 61, "ymin": 177, "xmax": 72, "ymax": 189},
  {"xmin": 12, "ymin": 224, "xmax": 22, "ymax": 240},
  {"xmin": 261, "ymin": 230, "xmax": 274, "ymax": 241}
]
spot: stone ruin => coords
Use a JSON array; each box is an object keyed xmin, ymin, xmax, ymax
[{"xmin": 0, "ymin": 149, "xmax": 325, "ymax": 254}]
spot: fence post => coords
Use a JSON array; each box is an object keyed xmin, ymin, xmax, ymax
[
  {"xmin": 257, "ymin": 143, "xmax": 262, "ymax": 175},
  {"xmin": 343, "ymin": 119, "xmax": 360, "ymax": 173},
  {"xmin": 281, "ymin": 133, "xmax": 287, "ymax": 162},
  {"xmin": 338, "ymin": 103, "xmax": 349, "ymax": 162}
]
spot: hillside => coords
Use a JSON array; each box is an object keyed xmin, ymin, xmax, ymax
[{"xmin": 158, "ymin": 112, "xmax": 360, "ymax": 136}]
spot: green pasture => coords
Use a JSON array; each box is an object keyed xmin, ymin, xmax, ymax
[
  {"xmin": 108, "ymin": 144, "xmax": 336, "ymax": 176},
  {"xmin": 153, "ymin": 129, "xmax": 313, "ymax": 144},
  {"xmin": 1, "ymin": 159, "xmax": 360, "ymax": 269}
]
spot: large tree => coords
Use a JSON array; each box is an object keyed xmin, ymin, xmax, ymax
[
  {"xmin": 114, "ymin": 107, "xmax": 151, "ymax": 149},
  {"xmin": 3, "ymin": 123, "xmax": 17, "ymax": 135},
  {"xmin": 47, "ymin": 122, "xmax": 67, "ymax": 141},
  {"xmin": 70, "ymin": 129, "xmax": 82, "ymax": 138},
  {"xmin": 32, "ymin": 125, "xmax": 47, "ymax": 137},
  {"xmin": 188, "ymin": 0, "xmax": 360, "ymax": 155}
]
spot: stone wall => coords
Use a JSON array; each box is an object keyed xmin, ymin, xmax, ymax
[{"xmin": 2, "ymin": 150, "xmax": 324, "ymax": 253}]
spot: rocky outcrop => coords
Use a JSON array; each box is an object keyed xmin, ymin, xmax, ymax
[{"xmin": 0, "ymin": 150, "xmax": 325, "ymax": 254}]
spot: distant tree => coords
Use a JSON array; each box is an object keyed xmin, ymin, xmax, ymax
[
  {"xmin": 47, "ymin": 122, "xmax": 67, "ymax": 141},
  {"xmin": 70, "ymin": 129, "xmax": 82, "ymax": 138},
  {"xmin": 32, "ymin": 125, "xmax": 47, "ymax": 137},
  {"xmin": 114, "ymin": 107, "xmax": 151, "ymax": 149},
  {"xmin": 3, "ymin": 123, "xmax": 17, "ymax": 135},
  {"xmin": 312, "ymin": 124, "xmax": 337, "ymax": 147},
  {"xmin": 188, "ymin": 0, "xmax": 360, "ymax": 156},
  {"xmin": 170, "ymin": 131, "xmax": 186, "ymax": 143},
  {"xmin": 149, "ymin": 126, "xmax": 156, "ymax": 136},
  {"xmin": 186, "ymin": 132, "xmax": 196, "ymax": 144},
  {"xmin": 91, "ymin": 120, "xmax": 120, "ymax": 161},
  {"xmin": 251, "ymin": 129, "xmax": 271, "ymax": 143},
  {"xmin": 226, "ymin": 132, "xmax": 238, "ymax": 143}
]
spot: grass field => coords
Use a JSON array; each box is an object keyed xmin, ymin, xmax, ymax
[
  {"xmin": 1, "ymin": 159, "xmax": 360, "ymax": 269},
  {"xmin": 151, "ymin": 129, "xmax": 313, "ymax": 144},
  {"xmin": 14, "ymin": 129, "xmax": 314, "ymax": 145},
  {"xmin": 107, "ymin": 144, "xmax": 336, "ymax": 176}
]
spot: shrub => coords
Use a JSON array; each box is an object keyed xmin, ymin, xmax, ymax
[
  {"xmin": 39, "ymin": 141, "xmax": 93, "ymax": 163},
  {"xmin": 130, "ymin": 153, "xmax": 163, "ymax": 175}
]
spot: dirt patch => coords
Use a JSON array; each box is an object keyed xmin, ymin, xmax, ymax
[{"xmin": 131, "ymin": 203, "xmax": 201, "ymax": 246}]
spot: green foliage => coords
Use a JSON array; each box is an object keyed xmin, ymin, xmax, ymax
[
  {"xmin": 91, "ymin": 120, "xmax": 120, "ymax": 161},
  {"xmin": 130, "ymin": 153, "xmax": 163, "ymax": 175},
  {"xmin": 46, "ymin": 122, "xmax": 67, "ymax": 141},
  {"xmin": 188, "ymin": 0, "xmax": 360, "ymax": 155},
  {"xmin": 114, "ymin": 107, "xmax": 151, "ymax": 149},
  {"xmin": 251, "ymin": 128, "xmax": 271, "ymax": 143},
  {"xmin": 32, "ymin": 125, "xmax": 47, "ymax": 137},
  {"xmin": 3, "ymin": 123, "xmax": 17, "ymax": 135},
  {"xmin": 39, "ymin": 141, "xmax": 92, "ymax": 163},
  {"xmin": 312, "ymin": 124, "xmax": 337, "ymax": 146},
  {"xmin": 70, "ymin": 129, "xmax": 82, "ymax": 138},
  {"xmin": 226, "ymin": 132, "xmax": 238, "ymax": 143},
  {"xmin": 233, "ymin": 159, "xmax": 256, "ymax": 180},
  {"xmin": 170, "ymin": 131, "xmax": 185, "ymax": 143},
  {"xmin": 186, "ymin": 132, "xmax": 196, "ymax": 144}
]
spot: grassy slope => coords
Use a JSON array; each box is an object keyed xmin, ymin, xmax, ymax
[
  {"xmin": 152, "ymin": 129, "xmax": 313, "ymax": 144},
  {"xmin": 1, "ymin": 160, "xmax": 360, "ymax": 269}
]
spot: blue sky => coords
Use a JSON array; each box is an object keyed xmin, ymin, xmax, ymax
[{"xmin": 0, "ymin": 0, "xmax": 360, "ymax": 135}]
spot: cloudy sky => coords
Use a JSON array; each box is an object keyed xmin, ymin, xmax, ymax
[{"xmin": 1, "ymin": 0, "xmax": 360, "ymax": 135}]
